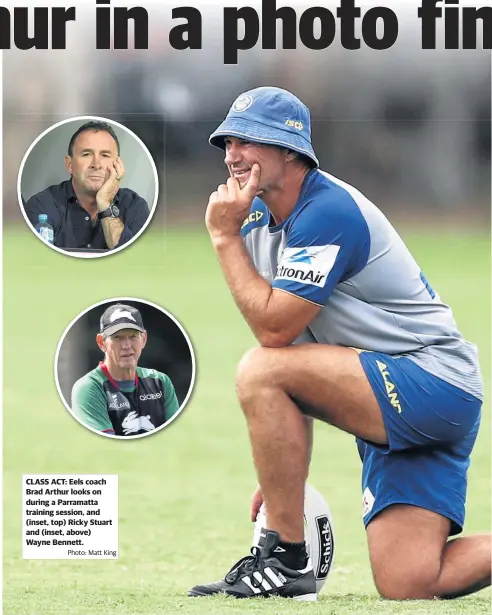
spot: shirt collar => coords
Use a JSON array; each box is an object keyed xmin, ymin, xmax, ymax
[
  {"xmin": 266, "ymin": 168, "xmax": 317, "ymax": 232},
  {"xmin": 64, "ymin": 179, "xmax": 77, "ymax": 203}
]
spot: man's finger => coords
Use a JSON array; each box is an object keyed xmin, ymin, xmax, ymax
[
  {"xmin": 115, "ymin": 157, "xmax": 125, "ymax": 179},
  {"xmin": 217, "ymin": 183, "xmax": 229, "ymax": 199},
  {"xmin": 113, "ymin": 160, "xmax": 122, "ymax": 181},
  {"xmin": 243, "ymin": 163, "xmax": 261, "ymax": 195},
  {"xmin": 226, "ymin": 176, "xmax": 239, "ymax": 193}
]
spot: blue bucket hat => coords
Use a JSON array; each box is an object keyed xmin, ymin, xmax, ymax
[{"xmin": 209, "ymin": 86, "xmax": 319, "ymax": 168}]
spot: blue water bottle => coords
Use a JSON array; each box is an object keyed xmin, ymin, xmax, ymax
[{"xmin": 35, "ymin": 214, "xmax": 54, "ymax": 244}]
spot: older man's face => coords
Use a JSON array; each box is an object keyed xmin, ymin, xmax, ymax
[
  {"xmin": 100, "ymin": 329, "xmax": 147, "ymax": 372},
  {"xmin": 65, "ymin": 130, "xmax": 118, "ymax": 196},
  {"xmin": 223, "ymin": 137, "xmax": 289, "ymax": 192}
]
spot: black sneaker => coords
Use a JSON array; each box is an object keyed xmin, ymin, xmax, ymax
[{"xmin": 188, "ymin": 530, "xmax": 317, "ymax": 601}]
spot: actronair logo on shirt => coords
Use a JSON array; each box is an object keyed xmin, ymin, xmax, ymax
[{"xmin": 276, "ymin": 245, "xmax": 340, "ymax": 288}]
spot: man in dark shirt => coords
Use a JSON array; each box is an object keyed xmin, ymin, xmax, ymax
[{"xmin": 25, "ymin": 121, "xmax": 151, "ymax": 251}]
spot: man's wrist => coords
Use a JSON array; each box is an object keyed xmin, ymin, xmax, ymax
[
  {"xmin": 97, "ymin": 203, "xmax": 120, "ymax": 220},
  {"xmin": 96, "ymin": 200, "xmax": 111, "ymax": 212}
]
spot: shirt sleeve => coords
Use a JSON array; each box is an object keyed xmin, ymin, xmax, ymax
[
  {"xmin": 71, "ymin": 377, "xmax": 114, "ymax": 434},
  {"xmin": 116, "ymin": 195, "xmax": 150, "ymax": 248},
  {"xmin": 273, "ymin": 190, "xmax": 371, "ymax": 306},
  {"xmin": 24, "ymin": 194, "xmax": 58, "ymax": 230},
  {"xmin": 162, "ymin": 375, "xmax": 180, "ymax": 422}
]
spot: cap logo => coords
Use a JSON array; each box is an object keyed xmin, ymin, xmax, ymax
[
  {"xmin": 109, "ymin": 309, "xmax": 136, "ymax": 323},
  {"xmin": 285, "ymin": 119, "xmax": 303, "ymax": 130},
  {"xmin": 232, "ymin": 94, "xmax": 253, "ymax": 113}
]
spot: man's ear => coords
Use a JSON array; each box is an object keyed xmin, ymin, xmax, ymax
[
  {"xmin": 285, "ymin": 149, "xmax": 299, "ymax": 163},
  {"xmin": 141, "ymin": 331, "xmax": 148, "ymax": 350},
  {"xmin": 64, "ymin": 155, "xmax": 72, "ymax": 176},
  {"xmin": 96, "ymin": 334, "xmax": 106, "ymax": 353}
]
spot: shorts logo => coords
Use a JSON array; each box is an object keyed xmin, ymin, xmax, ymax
[
  {"xmin": 376, "ymin": 360, "xmax": 402, "ymax": 413},
  {"xmin": 139, "ymin": 391, "xmax": 163, "ymax": 401},
  {"xmin": 362, "ymin": 487, "xmax": 375, "ymax": 517},
  {"xmin": 275, "ymin": 244, "xmax": 340, "ymax": 288},
  {"xmin": 241, "ymin": 210, "xmax": 264, "ymax": 229},
  {"xmin": 232, "ymin": 94, "xmax": 253, "ymax": 112},
  {"xmin": 315, "ymin": 515, "xmax": 334, "ymax": 580},
  {"xmin": 285, "ymin": 119, "xmax": 303, "ymax": 130}
]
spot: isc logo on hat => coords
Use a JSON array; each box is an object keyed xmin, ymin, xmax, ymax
[
  {"xmin": 233, "ymin": 94, "xmax": 253, "ymax": 112},
  {"xmin": 285, "ymin": 119, "xmax": 304, "ymax": 130}
]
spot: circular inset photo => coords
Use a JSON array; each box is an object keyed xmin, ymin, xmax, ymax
[
  {"xmin": 55, "ymin": 299, "xmax": 195, "ymax": 439},
  {"xmin": 18, "ymin": 116, "xmax": 158, "ymax": 258}
]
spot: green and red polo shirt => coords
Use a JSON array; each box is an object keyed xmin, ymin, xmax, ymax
[{"xmin": 71, "ymin": 362, "xmax": 180, "ymax": 436}]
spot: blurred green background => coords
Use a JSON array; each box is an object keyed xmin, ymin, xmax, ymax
[{"xmin": 4, "ymin": 226, "xmax": 490, "ymax": 615}]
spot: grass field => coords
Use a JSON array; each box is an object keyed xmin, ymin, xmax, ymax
[{"xmin": 3, "ymin": 225, "xmax": 491, "ymax": 615}]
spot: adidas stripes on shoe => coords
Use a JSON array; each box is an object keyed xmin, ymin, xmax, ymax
[{"xmin": 188, "ymin": 530, "xmax": 317, "ymax": 601}]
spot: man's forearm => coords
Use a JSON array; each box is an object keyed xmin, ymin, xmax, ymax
[
  {"xmin": 212, "ymin": 235, "xmax": 277, "ymax": 341},
  {"xmin": 206, "ymin": 168, "xmax": 321, "ymax": 347},
  {"xmin": 101, "ymin": 217, "xmax": 124, "ymax": 249}
]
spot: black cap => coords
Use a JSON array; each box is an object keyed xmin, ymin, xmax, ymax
[{"xmin": 100, "ymin": 304, "xmax": 145, "ymax": 337}]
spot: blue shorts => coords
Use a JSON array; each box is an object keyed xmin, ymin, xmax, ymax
[{"xmin": 358, "ymin": 351, "xmax": 482, "ymax": 535}]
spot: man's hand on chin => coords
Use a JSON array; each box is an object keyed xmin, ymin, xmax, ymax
[
  {"xmin": 206, "ymin": 163, "xmax": 261, "ymax": 242},
  {"xmin": 96, "ymin": 157, "xmax": 125, "ymax": 211}
]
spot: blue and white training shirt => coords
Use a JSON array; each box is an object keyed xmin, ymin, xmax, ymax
[{"xmin": 241, "ymin": 168, "xmax": 482, "ymax": 400}]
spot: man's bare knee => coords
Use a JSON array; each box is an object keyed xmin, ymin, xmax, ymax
[
  {"xmin": 236, "ymin": 347, "xmax": 278, "ymax": 405},
  {"xmin": 374, "ymin": 571, "xmax": 436, "ymax": 600},
  {"xmin": 368, "ymin": 506, "xmax": 450, "ymax": 600}
]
